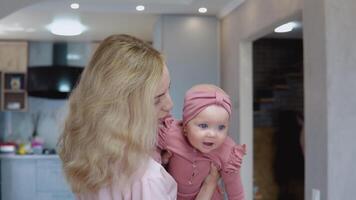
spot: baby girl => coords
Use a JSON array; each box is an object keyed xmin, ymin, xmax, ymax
[{"xmin": 157, "ymin": 84, "xmax": 246, "ymax": 200}]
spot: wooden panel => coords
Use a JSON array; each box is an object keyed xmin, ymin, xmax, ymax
[
  {"xmin": 0, "ymin": 41, "xmax": 28, "ymax": 72},
  {"xmin": 253, "ymin": 127, "xmax": 279, "ymax": 200}
]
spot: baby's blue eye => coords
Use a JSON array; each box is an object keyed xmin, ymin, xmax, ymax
[
  {"xmin": 218, "ymin": 125, "xmax": 226, "ymax": 131},
  {"xmin": 198, "ymin": 123, "xmax": 208, "ymax": 129}
]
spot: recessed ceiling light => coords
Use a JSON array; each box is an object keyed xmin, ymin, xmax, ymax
[
  {"xmin": 70, "ymin": 3, "xmax": 80, "ymax": 9},
  {"xmin": 198, "ymin": 7, "xmax": 207, "ymax": 13},
  {"xmin": 136, "ymin": 5, "xmax": 145, "ymax": 11},
  {"xmin": 47, "ymin": 19, "xmax": 87, "ymax": 36},
  {"xmin": 274, "ymin": 22, "xmax": 299, "ymax": 33}
]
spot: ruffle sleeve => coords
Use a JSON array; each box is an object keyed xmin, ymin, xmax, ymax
[
  {"xmin": 156, "ymin": 115, "xmax": 175, "ymax": 150},
  {"xmin": 223, "ymin": 144, "xmax": 247, "ymax": 173}
]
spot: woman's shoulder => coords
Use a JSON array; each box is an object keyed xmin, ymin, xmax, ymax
[
  {"xmin": 77, "ymin": 158, "xmax": 177, "ymax": 200},
  {"xmin": 137, "ymin": 158, "xmax": 177, "ymax": 199},
  {"xmin": 143, "ymin": 158, "xmax": 175, "ymax": 180}
]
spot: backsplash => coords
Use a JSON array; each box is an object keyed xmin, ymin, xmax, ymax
[{"xmin": 2, "ymin": 97, "xmax": 68, "ymax": 149}]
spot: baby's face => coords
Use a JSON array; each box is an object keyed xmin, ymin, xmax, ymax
[{"xmin": 185, "ymin": 105, "xmax": 229, "ymax": 153}]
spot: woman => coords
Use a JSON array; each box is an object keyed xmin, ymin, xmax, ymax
[{"xmin": 59, "ymin": 34, "xmax": 219, "ymax": 200}]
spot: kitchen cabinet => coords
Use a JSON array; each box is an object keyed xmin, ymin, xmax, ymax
[
  {"xmin": 1, "ymin": 72, "xmax": 27, "ymax": 111},
  {"xmin": 0, "ymin": 41, "xmax": 27, "ymax": 72},
  {"xmin": 0, "ymin": 41, "xmax": 28, "ymax": 111},
  {"xmin": 0, "ymin": 155, "xmax": 74, "ymax": 200}
]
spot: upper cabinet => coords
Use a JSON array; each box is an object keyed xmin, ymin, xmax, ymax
[
  {"xmin": 0, "ymin": 41, "xmax": 28, "ymax": 72},
  {"xmin": 0, "ymin": 41, "xmax": 28, "ymax": 111}
]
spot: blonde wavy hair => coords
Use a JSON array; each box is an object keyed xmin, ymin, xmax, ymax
[{"xmin": 58, "ymin": 34, "xmax": 164, "ymax": 193}]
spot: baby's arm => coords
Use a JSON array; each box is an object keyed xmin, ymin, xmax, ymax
[
  {"xmin": 157, "ymin": 115, "xmax": 175, "ymax": 152},
  {"xmin": 221, "ymin": 144, "xmax": 246, "ymax": 200},
  {"xmin": 221, "ymin": 169, "xmax": 244, "ymax": 200}
]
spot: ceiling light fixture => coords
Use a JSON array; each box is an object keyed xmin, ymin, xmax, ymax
[
  {"xmin": 136, "ymin": 5, "xmax": 145, "ymax": 11},
  {"xmin": 70, "ymin": 3, "xmax": 80, "ymax": 9},
  {"xmin": 47, "ymin": 19, "xmax": 87, "ymax": 36},
  {"xmin": 274, "ymin": 22, "xmax": 299, "ymax": 33},
  {"xmin": 198, "ymin": 7, "xmax": 207, "ymax": 13}
]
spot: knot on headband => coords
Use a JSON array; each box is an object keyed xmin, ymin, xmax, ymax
[
  {"xmin": 215, "ymin": 91, "xmax": 225, "ymax": 106},
  {"xmin": 182, "ymin": 90, "xmax": 232, "ymax": 127}
]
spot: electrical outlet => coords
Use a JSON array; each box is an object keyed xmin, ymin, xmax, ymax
[{"xmin": 312, "ymin": 189, "xmax": 320, "ymax": 200}]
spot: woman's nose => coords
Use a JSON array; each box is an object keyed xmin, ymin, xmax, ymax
[{"xmin": 163, "ymin": 93, "xmax": 173, "ymax": 111}]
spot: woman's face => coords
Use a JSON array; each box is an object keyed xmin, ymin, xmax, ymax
[{"xmin": 155, "ymin": 65, "xmax": 173, "ymax": 120}]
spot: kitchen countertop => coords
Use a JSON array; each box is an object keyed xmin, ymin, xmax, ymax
[{"xmin": 0, "ymin": 154, "xmax": 59, "ymax": 160}]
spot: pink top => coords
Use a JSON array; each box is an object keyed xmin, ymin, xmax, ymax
[
  {"xmin": 158, "ymin": 116, "xmax": 246, "ymax": 200},
  {"xmin": 76, "ymin": 158, "xmax": 177, "ymax": 200}
]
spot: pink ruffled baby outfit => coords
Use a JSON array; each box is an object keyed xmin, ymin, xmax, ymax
[{"xmin": 158, "ymin": 117, "xmax": 245, "ymax": 200}]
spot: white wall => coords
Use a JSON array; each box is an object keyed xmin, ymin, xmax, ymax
[
  {"xmin": 220, "ymin": 1, "xmax": 303, "ymax": 199},
  {"xmin": 304, "ymin": 0, "xmax": 356, "ymax": 199},
  {"xmin": 154, "ymin": 15, "xmax": 220, "ymax": 118}
]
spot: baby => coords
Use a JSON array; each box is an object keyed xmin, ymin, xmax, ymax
[{"xmin": 157, "ymin": 84, "xmax": 246, "ymax": 200}]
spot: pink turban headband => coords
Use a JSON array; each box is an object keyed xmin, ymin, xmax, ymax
[{"xmin": 182, "ymin": 90, "xmax": 232, "ymax": 127}]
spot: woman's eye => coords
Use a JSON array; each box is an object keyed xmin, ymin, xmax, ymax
[
  {"xmin": 218, "ymin": 125, "xmax": 226, "ymax": 130},
  {"xmin": 154, "ymin": 99, "xmax": 161, "ymax": 105},
  {"xmin": 198, "ymin": 123, "xmax": 208, "ymax": 129}
]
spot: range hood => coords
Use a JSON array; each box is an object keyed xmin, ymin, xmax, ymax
[{"xmin": 28, "ymin": 42, "xmax": 84, "ymax": 99}]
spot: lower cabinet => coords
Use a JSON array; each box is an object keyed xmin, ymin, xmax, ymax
[{"xmin": 1, "ymin": 156, "xmax": 74, "ymax": 200}]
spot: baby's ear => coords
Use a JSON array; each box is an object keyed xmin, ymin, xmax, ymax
[{"xmin": 182, "ymin": 126, "xmax": 187, "ymax": 134}]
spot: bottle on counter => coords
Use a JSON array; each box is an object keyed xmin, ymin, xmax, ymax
[{"xmin": 31, "ymin": 136, "xmax": 44, "ymax": 155}]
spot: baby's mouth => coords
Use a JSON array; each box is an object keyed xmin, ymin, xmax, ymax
[{"xmin": 203, "ymin": 142, "xmax": 214, "ymax": 147}]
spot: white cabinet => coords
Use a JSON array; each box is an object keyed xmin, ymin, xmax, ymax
[{"xmin": 1, "ymin": 155, "xmax": 74, "ymax": 200}]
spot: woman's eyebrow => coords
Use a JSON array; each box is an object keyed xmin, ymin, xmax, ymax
[{"xmin": 155, "ymin": 92, "xmax": 165, "ymax": 99}]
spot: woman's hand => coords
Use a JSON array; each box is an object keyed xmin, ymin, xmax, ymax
[
  {"xmin": 195, "ymin": 163, "xmax": 221, "ymax": 200},
  {"xmin": 161, "ymin": 150, "xmax": 172, "ymax": 165}
]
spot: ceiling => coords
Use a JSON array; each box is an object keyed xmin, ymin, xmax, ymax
[{"xmin": 0, "ymin": 0, "xmax": 244, "ymax": 42}]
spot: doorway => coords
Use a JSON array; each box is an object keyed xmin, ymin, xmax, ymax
[{"xmin": 252, "ymin": 24, "xmax": 304, "ymax": 200}]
